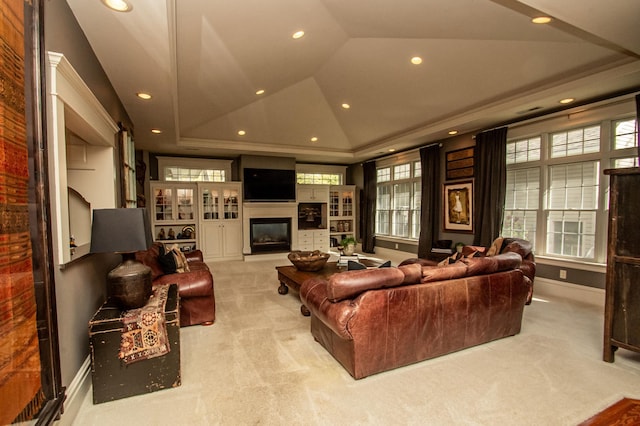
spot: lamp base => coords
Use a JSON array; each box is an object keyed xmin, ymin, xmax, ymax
[{"xmin": 107, "ymin": 257, "xmax": 152, "ymax": 310}]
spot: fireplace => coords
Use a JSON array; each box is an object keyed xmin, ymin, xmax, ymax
[{"xmin": 250, "ymin": 218, "xmax": 291, "ymax": 253}]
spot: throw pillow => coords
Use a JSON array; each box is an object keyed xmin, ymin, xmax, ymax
[
  {"xmin": 486, "ymin": 237, "xmax": 504, "ymax": 257},
  {"xmin": 347, "ymin": 260, "xmax": 392, "ymax": 270},
  {"xmin": 157, "ymin": 244, "xmax": 190, "ymax": 274},
  {"xmin": 438, "ymin": 252, "xmax": 462, "ymax": 266}
]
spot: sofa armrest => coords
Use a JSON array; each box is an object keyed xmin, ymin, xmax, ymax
[
  {"xmin": 300, "ymin": 278, "xmax": 356, "ymax": 340},
  {"xmin": 153, "ymin": 269, "xmax": 213, "ymax": 298},
  {"xmin": 185, "ymin": 249, "xmax": 204, "ymax": 263}
]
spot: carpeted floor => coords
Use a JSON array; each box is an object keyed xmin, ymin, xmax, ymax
[{"xmin": 70, "ymin": 258, "xmax": 640, "ymax": 425}]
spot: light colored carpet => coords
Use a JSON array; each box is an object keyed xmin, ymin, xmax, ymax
[{"xmin": 71, "ymin": 259, "xmax": 640, "ymax": 425}]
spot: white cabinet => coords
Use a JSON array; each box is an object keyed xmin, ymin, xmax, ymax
[
  {"xmin": 297, "ymin": 229, "xmax": 329, "ymax": 252},
  {"xmin": 329, "ymin": 185, "xmax": 356, "ymax": 247},
  {"xmin": 150, "ymin": 182, "xmax": 198, "ymax": 252},
  {"xmin": 297, "ymin": 184, "xmax": 329, "ymax": 202},
  {"xmin": 198, "ymin": 182, "xmax": 243, "ymax": 261}
]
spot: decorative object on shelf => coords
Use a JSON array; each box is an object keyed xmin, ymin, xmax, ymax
[
  {"xmin": 157, "ymin": 228, "xmax": 166, "ymax": 240},
  {"xmin": 446, "ymin": 147, "xmax": 474, "ymax": 180},
  {"xmin": 90, "ymin": 208, "xmax": 154, "ymax": 310},
  {"xmin": 340, "ymin": 236, "xmax": 357, "ymax": 256},
  {"xmin": 167, "ymin": 228, "xmax": 175, "ymax": 239},
  {"xmin": 180, "ymin": 225, "xmax": 195, "ymax": 239},
  {"xmin": 288, "ymin": 250, "xmax": 330, "ymax": 272},
  {"xmin": 443, "ymin": 180, "xmax": 473, "ymax": 233},
  {"xmin": 343, "ymin": 221, "xmax": 350, "ymax": 232}
]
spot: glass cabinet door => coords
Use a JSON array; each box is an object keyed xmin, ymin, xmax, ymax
[
  {"xmin": 329, "ymin": 190, "xmax": 339, "ymax": 217},
  {"xmin": 176, "ymin": 188, "xmax": 194, "ymax": 220},
  {"xmin": 223, "ymin": 188, "xmax": 240, "ymax": 219},
  {"xmin": 154, "ymin": 188, "xmax": 173, "ymax": 221},
  {"xmin": 201, "ymin": 188, "xmax": 220, "ymax": 220},
  {"xmin": 342, "ymin": 190, "xmax": 353, "ymax": 216}
]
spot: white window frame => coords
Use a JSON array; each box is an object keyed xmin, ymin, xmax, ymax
[
  {"xmin": 157, "ymin": 157, "xmax": 232, "ymax": 182},
  {"xmin": 295, "ymin": 164, "xmax": 346, "ymax": 185},
  {"xmin": 375, "ymin": 153, "xmax": 421, "ymax": 241},
  {"xmin": 504, "ymin": 97, "xmax": 637, "ymax": 265}
]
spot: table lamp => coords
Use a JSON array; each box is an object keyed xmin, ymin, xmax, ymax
[{"xmin": 90, "ymin": 208, "xmax": 154, "ymax": 309}]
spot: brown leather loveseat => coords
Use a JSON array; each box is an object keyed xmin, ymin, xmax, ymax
[
  {"xmin": 300, "ymin": 248, "xmax": 533, "ymax": 379},
  {"xmin": 135, "ymin": 242, "xmax": 215, "ymax": 326}
]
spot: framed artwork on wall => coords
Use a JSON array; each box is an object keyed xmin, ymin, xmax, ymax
[
  {"xmin": 443, "ymin": 180, "xmax": 473, "ymax": 233},
  {"xmin": 446, "ymin": 147, "xmax": 474, "ymax": 180}
]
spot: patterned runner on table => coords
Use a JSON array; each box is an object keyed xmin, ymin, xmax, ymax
[{"xmin": 119, "ymin": 284, "xmax": 171, "ymax": 364}]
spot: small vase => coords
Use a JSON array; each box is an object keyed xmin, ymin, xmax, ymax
[{"xmin": 344, "ymin": 243, "xmax": 355, "ymax": 256}]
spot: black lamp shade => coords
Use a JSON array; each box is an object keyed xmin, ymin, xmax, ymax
[
  {"xmin": 90, "ymin": 208, "xmax": 153, "ymax": 254},
  {"xmin": 90, "ymin": 208, "xmax": 154, "ymax": 309}
]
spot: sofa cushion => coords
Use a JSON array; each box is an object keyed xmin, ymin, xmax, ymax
[
  {"xmin": 327, "ymin": 267, "xmax": 405, "ymax": 302},
  {"xmin": 422, "ymin": 252, "xmax": 522, "ymax": 283},
  {"xmin": 158, "ymin": 244, "xmax": 191, "ymax": 274}
]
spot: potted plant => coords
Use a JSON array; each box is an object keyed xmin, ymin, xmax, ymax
[
  {"xmin": 454, "ymin": 242, "xmax": 465, "ymax": 253},
  {"xmin": 340, "ymin": 236, "xmax": 357, "ymax": 256}
]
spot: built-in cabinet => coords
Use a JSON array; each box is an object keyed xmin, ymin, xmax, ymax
[
  {"xmin": 297, "ymin": 184, "xmax": 329, "ymax": 202},
  {"xmin": 295, "ymin": 184, "xmax": 356, "ymax": 250},
  {"xmin": 603, "ymin": 168, "xmax": 640, "ymax": 362},
  {"xmin": 329, "ymin": 185, "xmax": 356, "ymax": 247},
  {"xmin": 198, "ymin": 182, "xmax": 243, "ymax": 261},
  {"xmin": 150, "ymin": 182, "xmax": 198, "ymax": 252},
  {"xmin": 297, "ymin": 229, "xmax": 329, "ymax": 252}
]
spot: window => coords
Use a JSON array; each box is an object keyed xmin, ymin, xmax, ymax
[
  {"xmin": 503, "ymin": 167, "xmax": 539, "ymax": 244},
  {"xmin": 296, "ymin": 173, "xmax": 341, "ymax": 185},
  {"xmin": 165, "ymin": 167, "xmax": 225, "ymax": 182},
  {"xmin": 376, "ymin": 161, "xmax": 421, "ymax": 239},
  {"xmin": 613, "ymin": 119, "xmax": 638, "ymax": 150},
  {"xmin": 506, "ymin": 137, "xmax": 541, "ymax": 164},
  {"xmin": 545, "ymin": 162, "xmax": 599, "ymax": 259},
  {"xmin": 503, "ymin": 112, "xmax": 637, "ymax": 263},
  {"xmin": 157, "ymin": 157, "xmax": 232, "ymax": 183},
  {"xmin": 550, "ymin": 125, "xmax": 600, "ymax": 158}
]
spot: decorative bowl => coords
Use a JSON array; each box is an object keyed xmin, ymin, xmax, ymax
[{"xmin": 288, "ymin": 250, "xmax": 330, "ymax": 272}]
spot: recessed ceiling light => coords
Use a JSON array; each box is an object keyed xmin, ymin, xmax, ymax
[
  {"xmin": 532, "ymin": 16, "xmax": 552, "ymax": 24},
  {"xmin": 448, "ymin": 130, "xmax": 458, "ymax": 135},
  {"xmin": 292, "ymin": 30, "xmax": 305, "ymax": 39},
  {"xmin": 310, "ymin": 137, "xmax": 318, "ymax": 142},
  {"xmin": 238, "ymin": 130, "xmax": 246, "ymax": 136},
  {"xmin": 101, "ymin": 0, "xmax": 132, "ymax": 12},
  {"xmin": 410, "ymin": 56, "xmax": 423, "ymax": 65},
  {"xmin": 255, "ymin": 89, "xmax": 265, "ymax": 95},
  {"xmin": 151, "ymin": 129, "xmax": 162, "ymax": 134},
  {"xmin": 341, "ymin": 103, "xmax": 350, "ymax": 109},
  {"xmin": 559, "ymin": 98, "xmax": 575, "ymax": 104},
  {"xmin": 388, "ymin": 148, "xmax": 396, "ymax": 152},
  {"xmin": 137, "ymin": 92, "xmax": 152, "ymax": 100}
]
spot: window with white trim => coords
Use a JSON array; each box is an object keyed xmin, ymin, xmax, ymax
[
  {"xmin": 165, "ymin": 167, "xmax": 225, "ymax": 182},
  {"xmin": 296, "ymin": 173, "xmax": 341, "ymax": 185},
  {"xmin": 502, "ymin": 112, "xmax": 637, "ymax": 263},
  {"xmin": 157, "ymin": 157, "xmax": 232, "ymax": 182},
  {"xmin": 376, "ymin": 160, "xmax": 421, "ymax": 239}
]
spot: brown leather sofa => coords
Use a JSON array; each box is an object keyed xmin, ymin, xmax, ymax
[
  {"xmin": 300, "ymin": 251, "xmax": 533, "ymax": 379},
  {"xmin": 135, "ymin": 243, "xmax": 215, "ymax": 326}
]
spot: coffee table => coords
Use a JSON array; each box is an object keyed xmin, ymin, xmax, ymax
[{"xmin": 276, "ymin": 258, "xmax": 382, "ymax": 316}]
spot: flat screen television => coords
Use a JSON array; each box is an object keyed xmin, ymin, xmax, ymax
[{"xmin": 243, "ymin": 168, "xmax": 296, "ymax": 202}]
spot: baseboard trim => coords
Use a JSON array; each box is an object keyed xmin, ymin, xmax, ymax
[
  {"xmin": 533, "ymin": 277, "xmax": 605, "ymax": 308},
  {"xmin": 54, "ymin": 356, "xmax": 91, "ymax": 426}
]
